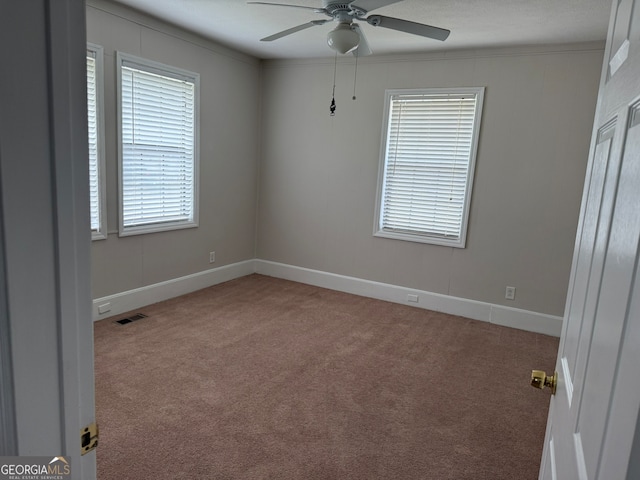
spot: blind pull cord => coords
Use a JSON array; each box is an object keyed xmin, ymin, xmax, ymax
[
  {"xmin": 330, "ymin": 52, "xmax": 337, "ymax": 116},
  {"xmin": 352, "ymin": 49, "xmax": 358, "ymax": 101}
]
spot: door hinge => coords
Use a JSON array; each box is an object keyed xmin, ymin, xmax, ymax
[{"xmin": 81, "ymin": 422, "xmax": 99, "ymax": 455}]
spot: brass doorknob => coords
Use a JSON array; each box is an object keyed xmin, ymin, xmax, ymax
[{"xmin": 531, "ymin": 370, "xmax": 557, "ymax": 394}]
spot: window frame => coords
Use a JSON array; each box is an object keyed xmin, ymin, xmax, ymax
[
  {"xmin": 116, "ymin": 52, "xmax": 200, "ymax": 237},
  {"xmin": 87, "ymin": 43, "xmax": 107, "ymax": 240},
  {"xmin": 373, "ymin": 87, "xmax": 485, "ymax": 248}
]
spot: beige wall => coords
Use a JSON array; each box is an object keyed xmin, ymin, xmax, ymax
[
  {"xmin": 86, "ymin": 0, "xmax": 603, "ymax": 317},
  {"xmin": 257, "ymin": 46, "xmax": 603, "ymax": 316},
  {"xmin": 87, "ymin": 1, "xmax": 261, "ymax": 298}
]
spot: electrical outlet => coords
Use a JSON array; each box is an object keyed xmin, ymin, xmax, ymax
[
  {"xmin": 209, "ymin": 251, "xmax": 216, "ymax": 263},
  {"xmin": 505, "ymin": 286, "xmax": 516, "ymax": 300},
  {"xmin": 407, "ymin": 294, "xmax": 419, "ymax": 303},
  {"xmin": 98, "ymin": 302, "xmax": 111, "ymax": 314}
]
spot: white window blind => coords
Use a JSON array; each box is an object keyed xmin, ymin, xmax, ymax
[
  {"xmin": 118, "ymin": 54, "xmax": 199, "ymax": 236},
  {"xmin": 375, "ymin": 88, "xmax": 484, "ymax": 248},
  {"xmin": 87, "ymin": 53, "xmax": 99, "ymax": 231},
  {"xmin": 87, "ymin": 44, "xmax": 106, "ymax": 240}
]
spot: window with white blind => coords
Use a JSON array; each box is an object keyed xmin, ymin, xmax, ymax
[
  {"xmin": 117, "ymin": 53, "xmax": 199, "ymax": 236},
  {"xmin": 87, "ymin": 44, "xmax": 106, "ymax": 240},
  {"xmin": 374, "ymin": 88, "xmax": 484, "ymax": 248}
]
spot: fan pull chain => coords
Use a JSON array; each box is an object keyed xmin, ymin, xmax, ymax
[
  {"xmin": 330, "ymin": 52, "xmax": 337, "ymax": 116},
  {"xmin": 352, "ymin": 49, "xmax": 358, "ymax": 101}
]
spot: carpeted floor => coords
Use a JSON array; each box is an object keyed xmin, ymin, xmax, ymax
[{"xmin": 94, "ymin": 274, "xmax": 558, "ymax": 479}]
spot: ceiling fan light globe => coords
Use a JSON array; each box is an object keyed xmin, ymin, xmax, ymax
[{"xmin": 327, "ymin": 24, "xmax": 360, "ymax": 54}]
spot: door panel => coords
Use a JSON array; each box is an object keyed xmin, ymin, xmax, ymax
[
  {"xmin": 562, "ymin": 120, "xmax": 616, "ymax": 379},
  {"xmin": 539, "ymin": 0, "xmax": 640, "ymax": 478},
  {"xmin": 609, "ymin": 0, "xmax": 633, "ymax": 76},
  {"xmin": 574, "ymin": 114, "xmax": 626, "ymax": 478},
  {"xmin": 597, "ymin": 104, "xmax": 640, "ymax": 478}
]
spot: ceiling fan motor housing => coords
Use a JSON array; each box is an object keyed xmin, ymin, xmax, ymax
[{"xmin": 323, "ymin": 1, "xmax": 368, "ymax": 20}]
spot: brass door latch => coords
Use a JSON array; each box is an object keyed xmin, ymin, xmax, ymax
[
  {"xmin": 81, "ymin": 422, "xmax": 99, "ymax": 455},
  {"xmin": 531, "ymin": 370, "xmax": 557, "ymax": 395}
]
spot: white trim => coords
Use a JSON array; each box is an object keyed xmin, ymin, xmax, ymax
[
  {"xmin": 489, "ymin": 303, "xmax": 563, "ymax": 336},
  {"xmin": 373, "ymin": 87, "xmax": 485, "ymax": 248},
  {"xmin": 87, "ymin": 43, "xmax": 107, "ymax": 241},
  {"xmin": 0, "ymin": 200, "xmax": 16, "ymax": 455},
  {"xmin": 255, "ymin": 260, "xmax": 563, "ymax": 337},
  {"xmin": 92, "ymin": 260, "xmax": 254, "ymax": 320},
  {"xmin": 94, "ymin": 258, "xmax": 563, "ymax": 336},
  {"xmin": 2, "ymin": 1, "xmax": 98, "ymax": 472},
  {"xmin": 116, "ymin": 52, "xmax": 200, "ymax": 237}
]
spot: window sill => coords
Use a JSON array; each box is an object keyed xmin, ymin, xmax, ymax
[
  {"xmin": 373, "ymin": 229, "xmax": 466, "ymax": 248},
  {"xmin": 118, "ymin": 220, "xmax": 198, "ymax": 237}
]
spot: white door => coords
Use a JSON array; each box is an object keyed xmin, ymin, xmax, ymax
[
  {"xmin": 0, "ymin": 1, "xmax": 97, "ymax": 479},
  {"xmin": 539, "ymin": 0, "xmax": 640, "ymax": 478}
]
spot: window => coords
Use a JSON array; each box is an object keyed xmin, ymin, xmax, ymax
[
  {"xmin": 117, "ymin": 53, "xmax": 199, "ymax": 236},
  {"xmin": 87, "ymin": 44, "xmax": 106, "ymax": 240},
  {"xmin": 374, "ymin": 88, "xmax": 484, "ymax": 248}
]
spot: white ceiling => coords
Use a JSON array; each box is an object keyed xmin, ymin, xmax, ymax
[{"xmin": 110, "ymin": 0, "xmax": 612, "ymax": 59}]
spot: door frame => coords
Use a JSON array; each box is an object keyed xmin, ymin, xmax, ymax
[
  {"xmin": 0, "ymin": 169, "xmax": 17, "ymax": 454},
  {"xmin": 0, "ymin": 1, "xmax": 96, "ymax": 477}
]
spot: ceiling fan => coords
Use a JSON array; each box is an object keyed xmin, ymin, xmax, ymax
[{"xmin": 248, "ymin": 0, "xmax": 450, "ymax": 56}]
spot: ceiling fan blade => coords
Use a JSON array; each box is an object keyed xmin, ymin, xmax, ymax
[
  {"xmin": 350, "ymin": 0, "xmax": 403, "ymax": 13},
  {"xmin": 366, "ymin": 15, "xmax": 450, "ymax": 41},
  {"xmin": 247, "ymin": 2, "xmax": 326, "ymax": 13},
  {"xmin": 260, "ymin": 20, "xmax": 329, "ymax": 42},
  {"xmin": 351, "ymin": 24, "xmax": 372, "ymax": 56}
]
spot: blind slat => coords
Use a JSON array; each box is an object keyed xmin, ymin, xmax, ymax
[
  {"xmin": 380, "ymin": 91, "xmax": 480, "ymax": 240},
  {"xmin": 121, "ymin": 63, "xmax": 196, "ymax": 230},
  {"xmin": 87, "ymin": 53, "xmax": 100, "ymax": 232}
]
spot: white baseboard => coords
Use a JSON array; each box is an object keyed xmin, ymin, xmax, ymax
[
  {"xmin": 93, "ymin": 258, "xmax": 563, "ymax": 336},
  {"xmin": 255, "ymin": 260, "xmax": 563, "ymax": 337},
  {"xmin": 92, "ymin": 260, "xmax": 255, "ymax": 321}
]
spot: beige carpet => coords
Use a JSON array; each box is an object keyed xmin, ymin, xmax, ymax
[{"xmin": 94, "ymin": 274, "xmax": 558, "ymax": 479}]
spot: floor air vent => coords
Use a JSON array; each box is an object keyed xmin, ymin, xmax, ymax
[{"xmin": 115, "ymin": 313, "xmax": 147, "ymax": 325}]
